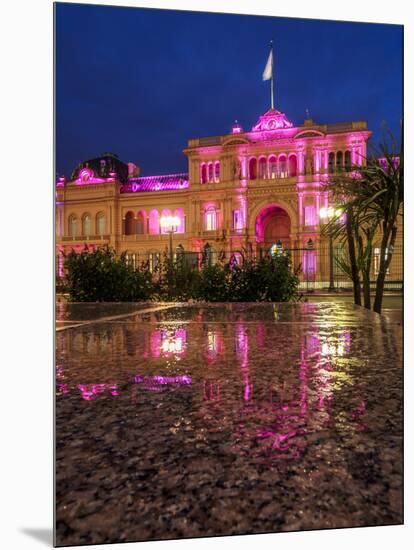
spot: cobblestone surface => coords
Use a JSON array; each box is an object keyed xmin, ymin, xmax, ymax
[{"xmin": 55, "ymin": 302, "xmax": 403, "ymax": 546}]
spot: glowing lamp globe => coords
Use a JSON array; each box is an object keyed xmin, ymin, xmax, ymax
[{"xmin": 160, "ymin": 215, "xmax": 180, "ymax": 231}]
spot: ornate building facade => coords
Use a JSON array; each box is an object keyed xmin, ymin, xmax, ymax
[{"xmin": 56, "ymin": 107, "xmax": 393, "ymax": 287}]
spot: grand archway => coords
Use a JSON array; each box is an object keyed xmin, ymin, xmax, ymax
[{"xmin": 255, "ymin": 205, "xmax": 291, "ymax": 252}]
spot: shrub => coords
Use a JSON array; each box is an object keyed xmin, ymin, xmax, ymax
[
  {"xmin": 156, "ymin": 255, "xmax": 202, "ymax": 301},
  {"xmin": 61, "ymin": 247, "xmax": 300, "ymax": 303},
  {"xmin": 63, "ymin": 246, "xmax": 154, "ymax": 302},
  {"xmin": 226, "ymin": 252, "xmax": 300, "ymax": 302},
  {"xmin": 197, "ymin": 263, "xmax": 231, "ymax": 302}
]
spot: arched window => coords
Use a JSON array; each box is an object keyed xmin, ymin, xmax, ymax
[
  {"xmin": 136, "ymin": 211, "xmax": 146, "ymax": 234},
  {"xmin": 258, "ymin": 157, "xmax": 267, "ymax": 179},
  {"xmin": 344, "ymin": 150, "xmax": 352, "ymax": 171},
  {"xmin": 336, "ymin": 151, "xmax": 343, "ymax": 172},
  {"xmin": 288, "ymin": 155, "xmax": 297, "ymax": 177},
  {"xmin": 200, "ymin": 163, "xmax": 207, "ymax": 184},
  {"xmin": 69, "ymin": 215, "xmax": 77, "ymax": 238},
  {"xmin": 174, "ymin": 208, "xmax": 185, "ymax": 234},
  {"xmin": 160, "ymin": 208, "xmax": 172, "ymax": 234},
  {"xmin": 278, "ymin": 155, "xmax": 287, "ymax": 178},
  {"xmin": 96, "ymin": 212, "xmax": 106, "ymax": 236},
  {"xmin": 328, "ymin": 152, "xmax": 335, "ymax": 174},
  {"xmin": 205, "ymin": 206, "xmax": 217, "ymax": 231},
  {"xmin": 124, "ymin": 211, "xmax": 135, "ymax": 235},
  {"xmin": 268, "ymin": 156, "xmax": 277, "ymax": 179},
  {"xmin": 249, "ymin": 158, "xmax": 257, "ymax": 180},
  {"xmin": 214, "ymin": 161, "xmax": 220, "ymax": 182},
  {"xmin": 148, "ymin": 209, "xmax": 159, "ymax": 234},
  {"xmin": 83, "ymin": 214, "xmax": 91, "ymax": 237},
  {"xmin": 208, "ymin": 163, "xmax": 214, "ymax": 183}
]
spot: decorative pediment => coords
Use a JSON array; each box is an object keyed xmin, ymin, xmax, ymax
[
  {"xmin": 251, "ymin": 109, "xmax": 293, "ymax": 132},
  {"xmin": 222, "ymin": 136, "xmax": 249, "ymax": 146},
  {"xmin": 294, "ymin": 129, "xmax": 325, "ymax": 139}
]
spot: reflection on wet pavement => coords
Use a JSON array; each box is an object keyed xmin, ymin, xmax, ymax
[{"xmin": 55, "ymin": 303, "xmax": 402, "ymax": 546}]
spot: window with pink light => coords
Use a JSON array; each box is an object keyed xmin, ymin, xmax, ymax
[
  {"xmin": 200, "ymin": 163, "xmax": 207, "ymax": 184},
  {"xmin": 289, "ymin": 155, "xmax": 297, "ymax": 176},
  {"xmin": 205, "ymin": 207, "xmax": 217, "ymax": 231},
  {"xmin": 278, "ymin": 155, "xmax": 287, "ymax": 178},
  {"xmin": 303, "ymin": 249, "xmax": 316, "ymax": 277},
  {"xmin": 249, "ymin": 158, "xmax": 257, "ymax": 180},
  {"xmin": 160, "ymin": 209, "xmax": 172, "ymax": 233},
  {"xmin": 148, "ymin": 209, "xmax": 160, "ymax": 234},
  {"xmin": 268, "ymin": 156, "xmax": 277, "ymax": 179},
  {"xmin": 232, "ymin": 209, "xmax": 243, "ymax": 230},
  {"xmin": 304, "ymin": 205, "xmax": 316, "ymax": 226},
  {"xmin": 214, "ymin": 161, "xmax": 220, "ymax": 182},
  {"xmin": 173, "ymin": 208, "xmax": 185, "ymax": 233},
  {"xmin": 208, "ymin": 163, "xmax": 214, "ymax": 183},
  {"xmin": 258, "ymin": 157, "xmax": 267, "ymax": 179}
]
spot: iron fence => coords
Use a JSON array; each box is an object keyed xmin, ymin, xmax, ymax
[{"xmin": 56, "ymin": 244, "xmax": 403, "ymax": 293}]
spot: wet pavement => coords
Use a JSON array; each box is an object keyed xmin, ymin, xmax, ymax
[{"xmin": 55, "ymin": 302, "xmax": 403, "ymax": 546}]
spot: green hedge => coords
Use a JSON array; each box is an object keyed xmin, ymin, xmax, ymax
[{"xmin": 62, "ymin": 246, "xmax": 300, "ymax": 302}]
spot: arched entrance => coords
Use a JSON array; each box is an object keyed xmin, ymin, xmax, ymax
[{"xmin": 255, "ymin": 205, "xmax": 291, "ymax": 253}]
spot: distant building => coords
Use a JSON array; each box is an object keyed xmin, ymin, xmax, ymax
[{"xmin": 56, "ymin": 108, "xmax": 401, "ymax": 288}]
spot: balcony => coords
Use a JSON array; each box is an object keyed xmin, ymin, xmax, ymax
[
  {"xmin": 250, "ymin": 175, "xmax": 297, "ymax": 185},
  {"xmin": 61, "ymin": 234, "xmax": 110, "ymax": 242},
  {"xmin": 120, "ymin": 233, "xmax": 185, "ymax": 242}
]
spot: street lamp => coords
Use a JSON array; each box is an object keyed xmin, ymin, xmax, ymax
[
  {"xmin": 160, "ymin": 215, "xmax": 180, "ymax": 263},
  {"xmin": 319, "ymin": 206, "xmax": 342, "ymax": 292}
]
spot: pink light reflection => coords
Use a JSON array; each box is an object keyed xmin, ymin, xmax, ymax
[{"xmin": 78, "ymin": 383, "xmax": 118, "ymax": 401}]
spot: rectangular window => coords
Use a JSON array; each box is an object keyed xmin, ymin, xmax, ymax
[
  {"xmin": 303, "ymin": 250, "xmax": 316, "ymax": 278},
  {"xmin": 304, "ymin": 205, "xmax": 316, "ymax": 226},
  {"xmin": 205, "ymin": 210, "xmax": 217, "ymax": 231},
  {"xmin": 214, "ymin": 162, "xmax": 220, "ymax": 182},
  {"xmin": 233, "ymin": 209, "xmax": 242, "ymax": 230}
]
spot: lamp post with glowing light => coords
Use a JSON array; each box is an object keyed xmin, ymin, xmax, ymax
[
  {"xmin": 160, "ymin": 215, "xmax": 180, "ymax": 263},
  {"xmin": 319, "ymin": 206, "xmax": 340, "ymax": 292}
]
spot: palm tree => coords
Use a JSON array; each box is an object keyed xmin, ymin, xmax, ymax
[
  {"xmin": 323, "ymin": 128, "xmax": 403, "ymax": 314},
  {"xmin": 354, "ymin": 134, "xmax": 403, "ymax": 313}
]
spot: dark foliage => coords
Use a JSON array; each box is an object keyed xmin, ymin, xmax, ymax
[
  {"xmin": 62, "ymin": 247, "xmax": 300, "ymax": 303},
  {"xmin": 63, "ymin": 246, "xmax": 154, "ymax": 302}
]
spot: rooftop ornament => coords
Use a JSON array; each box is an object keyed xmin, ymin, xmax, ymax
[
  {"xmin": 251, "ymin": 109, "xmax": 293, "ymax": 132},
  {"xmin": 231, "ymin": 120, "xmax": 243, "ymax": 134}
]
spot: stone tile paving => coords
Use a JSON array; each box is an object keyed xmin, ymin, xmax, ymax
[
  {"xmin": 55, "ymin": 302, "xmax": 174, "ymax": 329},
  {"xmin": 55, "ymin": 302, "xmax": 403, "ymax": 546}
]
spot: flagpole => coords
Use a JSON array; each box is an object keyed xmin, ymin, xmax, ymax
[{"xmin": 270, "ymin": 41, "xmax": 274, "ymax": 110}]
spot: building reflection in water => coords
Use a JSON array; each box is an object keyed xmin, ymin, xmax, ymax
[
  {"xmin": 56, "ymin": 318, "xmax": 368, "ymax": 461},
  {"xmin": 205, "ymin": 330, "xmax": 224, "ymax": 363},
  {"xmin": 132, "ymin": 374, "xmax": 192, "ymax": 393},
  {"xmin": 236, "ymin": 324, "xmax": 251, "ymax": 401},
  {"xmin": 147, "ymin": 328, "xmax": 187, "ymax": 358},
  {"xmin": 78, "ymin": 383, "xmax": 119, "ymax": 401}
]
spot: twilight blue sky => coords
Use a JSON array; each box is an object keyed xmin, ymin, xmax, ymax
[{"xmin": 55, "ymin": 2, "xmax": 403, "ymax": 178}]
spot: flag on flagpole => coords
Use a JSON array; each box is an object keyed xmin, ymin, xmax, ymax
[{"xmin": 262, "ymin": 49, "xmax": 273, "ymax": 81}]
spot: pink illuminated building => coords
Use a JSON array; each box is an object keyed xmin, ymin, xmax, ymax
[{"xmin": 56, "ymin": 110, "xmax": 376, "ymax": 286}]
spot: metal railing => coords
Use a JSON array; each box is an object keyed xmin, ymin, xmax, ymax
[
  {"xmin": 56, "ymin": 245, "xmax": 403, "ymax": 292},
  {"xmin": 61, "ymin": 234, "xmax": 110, "ymax": 242}
]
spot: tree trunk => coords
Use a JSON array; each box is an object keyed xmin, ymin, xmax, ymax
[
  {"xmin": 346, "ymin": 208, "xmax": 361, "ymax": 305},
  {"xmin": 373, "ymin": 225, "xmax": 397, "ymax": 314},
  {"xmin": 356, "ymin": 233, "xmax": 371, "ymax": 309},
  {"xmin": 362, "ymin": 269, "xmax": 371, "ymax": 309}
]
